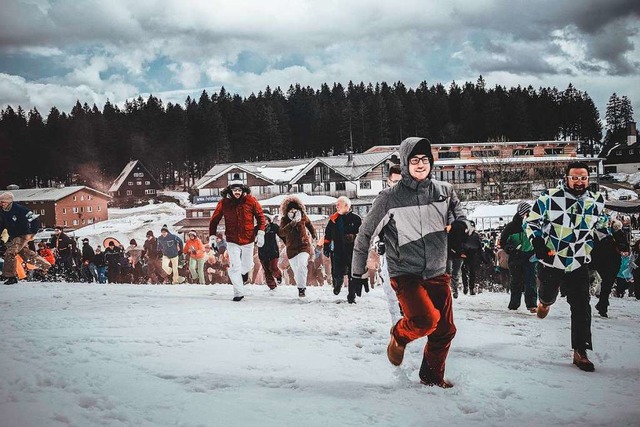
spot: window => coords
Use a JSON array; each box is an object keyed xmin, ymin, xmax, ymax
[
  {"xmin": 279, "ymin": 185, "xmax": 289, "ymax": 193},
  {"xmin": 616, "ymin": 151, "xmax": 622, "ymax": 156},
  {"xmin": 81, "ymin": 219, "xmax": 85, "ymax": 224},
  {"xmin": 87, "ymin": 206, "xmax": 92, "ymax": 213},
  {"xmin": 471, "ymin": 150, "xmax": 499, "ymax": 158},
  {"xmin": 145, "ymin": 189, "xmax": 156, "ymax": 195},
  {"xmin": 73, "ymin": 196, "xmax": 77, "ymax": 201},
  {"xmin": 72, "ymin": 207, "xmax": 79, "ymax": 213},
  {"xmin": 133, "ymin": 172, "xmax": 144, "ymax": 178},
  {"xmin": 227, "ymin": 172, "xmax": 247, "ymax": 184},
  {"xmin": 324, "ymin": 182, "xmax": 330, "ymax": 191},
  {"xmin": 87, "ymin": 218, "xmax": 93, "ymax": 224},
  {"xmin": 128, "ymin": 181, "xmax": 134, "ymax": 186},
  {"xmin": 81, "ymin": 195, "xmax": 84, "ymax": 201},
  {"xmin": 438, "ymin": 151, "xmax": 460, "ymax": 159},
  {"xmin": 72, "ymin": 219, "xmax": 78, "ymax": 225},
  {"xmin": 359, "ymin": 180, "xmax": 371, "ymax": 190},
  {"xmin": 62, "ymin": 208, "xmax": 67, "ymax": 214},
  {"xmin": 136, "ymin": 181, "xmax": 142, "ymax": 185},
  {"xmin": 145, "ymin": 181, "xmax": 150, "ymax": 185},
  {"xmin": 314, "ymin": 165, "xmax": 330, "ymax": 182},
  {"xmin": 544, "ymin": 148, "xmax": 563, "ymax": 156},
  {"xmin": 97, "ymin": 206, "xmax": 101, "ymax": 211},
  {"xmin": 41, "ymin": 209, "xmax": 45, "ymax": 215},
  {"xmin": 336, "ymin": 182, "xmax": 346, "ymax": 191},
  {"xmin": 88, "ymin": 195, "xmax": 92, "ymax": 200},
  {"xmin": 63, "ymin": 220, "xmax": 68, "ymax": 226},
  {"xmin": 512, "ymin": 149, "xmax": 533, "ymax": 156},
  {"xmin": 126, "ymin": 190, "xmax": 133, "ymax": 195}
]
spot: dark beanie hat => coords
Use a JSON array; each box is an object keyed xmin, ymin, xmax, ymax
[{"xmin": 408, "ymin": 139, "xmax": 434, "ymax": 165}]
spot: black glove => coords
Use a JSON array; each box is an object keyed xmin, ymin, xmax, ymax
[
  {"xmin": 350, "ymin": 274, "xmax": 367, "ymax": 297},
  {"xmin": 532, "ymin": 237, "xmax": 552, "ymax": 261},
  {"xmin": 323, "ymin": 249, "xmax": 330, "ymax": 257},
  {"xmin": 375, "ymin": 240, "xmax": 386, "ymax": 255}
]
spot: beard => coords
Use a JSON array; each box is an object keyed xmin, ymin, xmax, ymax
[{"xmin": 567, "ymin": 184, "xmax": 587, "ymax": 197}]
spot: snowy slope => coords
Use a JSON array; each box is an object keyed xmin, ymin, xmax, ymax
[{"xmin": 0, "ymin": 284, "xmax": 638, "ymax": 427}]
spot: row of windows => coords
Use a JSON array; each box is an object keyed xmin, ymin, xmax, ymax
[
  {"xmin": 62, "ymin": 218, "xmax": 99, "ymax": 226},
  {"xmin": 127, "ymin": 181, "xmax": 152, "ymax": 186},
  {"xmin": 439, "ymin": 148, "xmax": 564, "ymax": 159},
  {"xmin": 61, "ymin": 206, "xmax": 101, "ymax": 214}
]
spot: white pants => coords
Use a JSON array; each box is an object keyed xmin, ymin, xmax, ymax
[
  {"xmin": 162, "ymin": 256, "xmax": 184, "ymax": 284},
  {"xmin": 228, "ymin": 242, "xmax": 254, "ymax": 297},
  {"xmin": 289, "ymin": 252, "xmax": 309, "ymax": 289},
  {"xmin": 189, "ymin": 257, "xmax": 206, "ymax": 284},
  {"xmin": 380, "ymin": 254, "xmax": 402, "ymax": 325}
]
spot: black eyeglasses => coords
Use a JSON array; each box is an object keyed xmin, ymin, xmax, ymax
[
  {"xmin": 567, "ymin": 176, "xmax": 589, "ymax": 182},
  {"xmin": 409, "ymin": 157, "xmax": 430, "ymax": 165}
]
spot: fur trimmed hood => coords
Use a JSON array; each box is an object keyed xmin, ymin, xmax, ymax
[
  {"xmin": 220, "ymin": 184, "xmax": 251, "ymax": 199},
  {"xmin": 279, "ymin": 195, "xmax": 307, "ymax": 219}
]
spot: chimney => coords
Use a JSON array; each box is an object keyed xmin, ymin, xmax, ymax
[
  {"xmin": 346, "ymin": 149, "xmax": 353, "ymax": 163},
  {"xmin": 628, "ymin": 122, "xmax": 637, "ymax": 146}
]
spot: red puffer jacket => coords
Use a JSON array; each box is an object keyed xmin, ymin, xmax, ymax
[{"xmin": 209, "ymin": 188, "xmax": 266, "ymax": 245}]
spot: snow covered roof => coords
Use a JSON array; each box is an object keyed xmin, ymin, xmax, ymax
[
  {"xmin": 10, "ymin": 186, "xmax": 111, "ymax": 202},
  {"xmin": 193, "ymin": 159, "xmax": 314, "ymax": 189},
  {"xmin": 258, "ymin": 193, "xmax": 337, "ymax": 207},
  {"xmin": 365, "ymin": 141, "xmax": 577, "ymax": 153},
  {"xmin": 318, "ymin": 152, "xmax": 394, "ymax": 179},
  {"xmin": 434, "ymin": 155, "xmax": 599, "ymax": 167},
  {"xmin": 109, "ymin": 160, "xmax": 138, "ymax": 192}
]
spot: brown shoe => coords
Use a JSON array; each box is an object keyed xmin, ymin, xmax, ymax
[
  {"xmin": 573, "ymin": 350, "xmax": 595, "ymax": 372},
  {"xmin": 387, "ymin": 328, "xmax": 405, "ymax": 366},
  {"xmin": 537, "ymin": 303, "xmax": 550, "ymax": 319},
  {"xmin": 420, "ymin": 377, "xmax": 454, "ymax": 388}
]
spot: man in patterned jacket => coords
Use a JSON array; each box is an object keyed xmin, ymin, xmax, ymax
[
  {"xmin": 352, "ymin": 137, "xmax": 470, "ymax": 388},
  {"xmin": 524, "ymin": 161, "xmax": 609, "ymax": 372}
]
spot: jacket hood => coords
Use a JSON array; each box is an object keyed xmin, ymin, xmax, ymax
[
  {"xmin": 279, "ymin": 195, "xmax": 306, "ymax": 219},
  {"xmin": 221, "ymin": 184, "xmax": 251, "ymax": 199},
  {"xmin": 398, "ymin": 137, "xmax": 434, "ymax": 187}
]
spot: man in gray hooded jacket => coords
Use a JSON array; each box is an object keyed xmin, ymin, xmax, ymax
[{"xmin": 352, "ymin": 137, "xmax": 470, "ymax": 388}]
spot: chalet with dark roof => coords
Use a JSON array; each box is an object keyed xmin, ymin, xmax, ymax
[{"xmin": 108, "ymin": 160, "xmax": 163, "ymax": 207}]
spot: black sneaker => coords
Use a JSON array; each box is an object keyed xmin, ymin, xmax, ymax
[
  {"xmin": 347, "ymin": 297, "xmax": 356, "ymax": 304},
  {"xmin": 242, "ymin": 273, "xmax": 249, "ymax": 284},
  {"xmin": 419, "ymin": 358, "xmax": 453, "ymax": 388},
  {"xmin": 232, "ymin": 296, "xmax": 245, "ymax": 302},
  {"xmin": 298, "ymin": 288, "xmax": 306, "ymax": 297},
  {"xmin": 4, "ymin": 277, "xmax": 18, "ymax": 285}
]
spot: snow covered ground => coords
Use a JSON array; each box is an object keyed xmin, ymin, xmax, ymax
[{"xmin": 1, "ymin": 283, "xmax": 638, "ymax": 427}]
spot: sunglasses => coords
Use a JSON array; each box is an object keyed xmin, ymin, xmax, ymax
[{"xmin": 567, "ymin": 176, "xmax": 589, "ymax": 182}]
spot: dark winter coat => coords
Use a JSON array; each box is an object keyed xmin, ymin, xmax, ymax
[
  {"xmin": 352, "ymin": 137, "xmax": 466, "ymax": 279},
  {"xmin": 324, "ymin": 210, "xmax": 361, "ymax": 270},
  {"xmin": 104, "ymin": 246, "xmax": 122, "ymax": 266},
  {"xmin": 81, "ymin": 243, "xmax": 95, "ymax": 264},
  {"xmin": 50, "ymin": 232, "xmax": 74, "ymax": 259},
  {"xmin": 0, "ymin": 202, "xmax": 40, "ymax": 239},
  {"xmin": 209, "ymin": 185, "xmax": 266, "ymax": 246},
  {"xmin": 278, "ymin": 196, "xmax": 317, "ymax": 259},
  {"xmin": 258, "ymin": 222, "xmax": 280, "ymax": 261},
  {"xmin": 500, "ymin": 214, "xmax": 534, "ymax": 263},
  {"xmin": 94, "ymin": 252, "xmax": 106, "ymax": 268},
  {"xmin": 143, "ymin": 237, "xmax": 162, "ymax": 259}
]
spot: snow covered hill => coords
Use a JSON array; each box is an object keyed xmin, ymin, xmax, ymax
[{"xmin": 0, "ymin": 284, "xmax": 638, "ymax": 426}]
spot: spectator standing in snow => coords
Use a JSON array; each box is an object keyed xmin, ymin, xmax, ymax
[
  {"xmin": 500, "ymin": 202, "xmax": 537, "ymax": 312},
  {"xmin": 377, "ymin": 164, "xmax": 403, "ymax": 325},
  {"xmin": 126, "ymin": 239, "xmax": 144, "ymax": 283},
  {"xmin": 50, "ymin": 226, "xmax": 74, "ymax": 279},
  {"xmin": 157, "ymin": 225, "xmax": 185, "ymax": 284},
  {"xmin": 524, "ymin": 161, "xmax": 609, "ymax": 372},
  {"xmin": 258, "ymin": 213, "xmax": 283, "ymax": 290},
  {"xmin": 592, "ymin": 218, "xmax": 626, "ymax": 317},
  {"xmin": 352, "ymin": 137, "xmax": 470, "ymax": 388},
  {"xmin": 80, "ymin": 238, "xmax": 98, "ymax": 283},
  {"xmin": 209, "ymin": 173, "xmax": 266, "ymax": 301},
  {"xmin": 143, "ymin": 230, "xmax": 166, "ymax": 284},
  {"xmin": 104, "ymin": 241, "xmax": 122, "ymax": 283},
  {"xmin": 93, "ymin": 246, "xmax": 107, "ymax": 283},
  {"xmin": 278, "ymin": 196, "xmax": 317, "ymax": 297},
  {"xmin": 183, "ymin": 230, "xmax": 206, "ymax": 284},
  {"xmin": 323, "ymin": 196, "xmax": 362, "ymax": 303},
  {"xmin": 0, "ymin": 192, "xmax": 51, "ymax": 284}
]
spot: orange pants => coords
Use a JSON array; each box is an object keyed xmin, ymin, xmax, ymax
[{"xmin": 391, "ymin": 273, "xmax": 456, "ymax": 381}]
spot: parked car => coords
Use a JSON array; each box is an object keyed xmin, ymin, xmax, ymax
[
  {"xmin": 600, "ymin": 174, "xmax": 614, "ymax": 182},
  {"xmin": 633, "ymin": 182, "xmax": 640, "ymax": 189}
]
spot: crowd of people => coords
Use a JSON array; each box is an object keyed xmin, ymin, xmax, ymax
[{"xmin": 2, "ymin": 137, "xmax": 639, "ymax": 388}]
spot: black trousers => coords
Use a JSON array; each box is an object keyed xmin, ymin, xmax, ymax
[{"xmin": 537, "ymin": 264, "xmax": 592, "ymax": 351}]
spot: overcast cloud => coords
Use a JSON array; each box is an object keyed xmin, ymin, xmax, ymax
[{"xmin": 0, "ymin": 0, "xmax": 638, "ymax": 123}]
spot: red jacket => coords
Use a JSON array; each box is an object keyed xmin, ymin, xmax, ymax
[{"xmin": 209, "ymin": 190, "xmax": 266, "ymax": 245}]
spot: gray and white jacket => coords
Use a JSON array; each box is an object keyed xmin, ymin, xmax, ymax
[{"xmin": 352, "ymin": 137, "xmax": 466, "ymax": 280}]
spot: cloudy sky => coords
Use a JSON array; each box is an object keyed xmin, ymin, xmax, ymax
[{"xmin": 1, "ymin": 0, "xmax": 639, "ymax": 124}]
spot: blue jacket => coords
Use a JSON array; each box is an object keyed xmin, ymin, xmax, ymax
[
  {"xmin": 157, "ymin": 233, "xmax": 183, "ymax": 258},
  {"xmin": 0, "ymin": 202, "xmax": 40, "ymax": 239}
]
